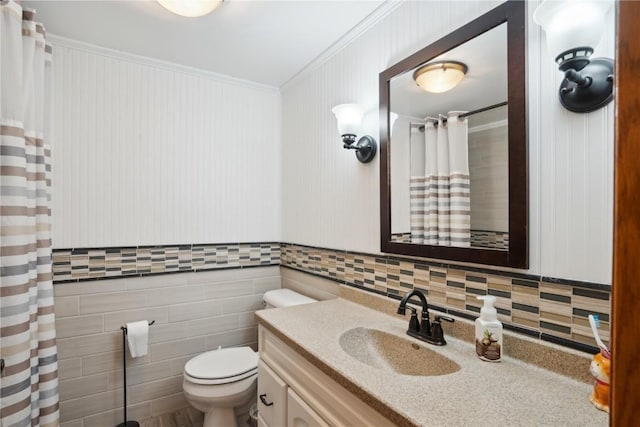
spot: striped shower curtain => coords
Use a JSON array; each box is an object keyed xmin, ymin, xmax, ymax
[
  {"xmin": 0, "ymin": 2, "xmax": 59, "ymax": 426},
  {"xmin": 410, "ymin": 112, "xmax": 470, "ymax": 247}
]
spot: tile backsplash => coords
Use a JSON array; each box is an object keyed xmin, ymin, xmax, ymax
[
  {"xmin": 52, "ymin": 241, "xmax": 610, "ymax": 354},
  {"xmin": 279, "ymin": 243, "xmax": 610, "ymax": 353}
]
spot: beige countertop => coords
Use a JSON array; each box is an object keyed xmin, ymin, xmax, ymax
[{"xmin": 256, "ymin": 298, "xmax": 608, "ymax": 427}]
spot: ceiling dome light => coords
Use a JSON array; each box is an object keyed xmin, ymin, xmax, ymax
[
  {"xmin": 413, "ymin": 61, "xmax": 468, "ymax": 93},
  {"xmin": 157, "ymin": 0, "xmax": 223, "ymax": 17}
]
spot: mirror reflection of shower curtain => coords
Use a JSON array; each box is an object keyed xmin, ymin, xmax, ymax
[{"xmin": 411, "ymin": 112, "xmax": 470, "ymax": 247}]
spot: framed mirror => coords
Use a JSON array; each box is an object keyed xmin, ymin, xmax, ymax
[{"xmin": 379, "ymin": 1, "xmax": 527, "ymax": 268}]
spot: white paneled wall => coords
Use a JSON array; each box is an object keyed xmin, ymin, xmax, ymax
[
  {"xmin": 281, "ymin": 0, "xmax": 614, "ymax": 284},
  {"xmin": 51, "ymin": 38, "xmax": 282, "ymax": 248}
]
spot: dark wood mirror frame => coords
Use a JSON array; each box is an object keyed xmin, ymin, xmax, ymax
[{"xmin": 379, "ymin": 0, "xmax": 528, "ymax": 268}]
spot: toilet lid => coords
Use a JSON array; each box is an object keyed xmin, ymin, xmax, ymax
[{"xmin": 184, "ymin": 347, "xmax": 258, "ymax": 380}]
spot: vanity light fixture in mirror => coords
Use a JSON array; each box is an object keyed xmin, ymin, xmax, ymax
[
  {"xmin": 534, "ymin": 0, "xmax": 614, "ymax": 113},
  {"xmin": 379, "ymin": 0, "xmax": 528, "ymax": 268},
  {"xmin": 332, "ymin": 104, "xmax": 377, "ymax": 163},
  {"xmin": 413, "ymin": 61, "xmax": 468, "ymax": 93}
]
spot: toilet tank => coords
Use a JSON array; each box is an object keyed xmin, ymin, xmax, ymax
[{"xmin": 263, "ymin": 288, "xmax": 317, "ymax": 309}]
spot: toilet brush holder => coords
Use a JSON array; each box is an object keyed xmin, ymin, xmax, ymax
[{"xmin": 116, "ymin": 320, "xmax": 154, "ymax": 427}]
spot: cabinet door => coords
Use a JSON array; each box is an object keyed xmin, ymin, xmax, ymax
[
  {"xmin": 258, "ymin": 359, "xmax": 287, "ymax": 427},
  {"xmin": 257, "ymin": 414, "xmax": 269, "ymax": 427},
  {"xmin": 287, "ymin": 389, "xmax": 330, "ymax": 427}
]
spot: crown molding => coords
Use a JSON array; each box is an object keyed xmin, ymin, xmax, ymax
[
  {"xmin": 280, "ymin": 0, "xmax": 404, "ymax": 92},
  {"xmin": 47, "ymin": 33, "xmax": 280, "ymax": 93}
]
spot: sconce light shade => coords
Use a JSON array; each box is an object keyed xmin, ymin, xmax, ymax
[
  {"xmin": 413, "ymin": 61, "xmax": 468, "ymax": 93},
  {"xmin": 331, "ymin": 103, "xmax": 377, "ymax": 163},
  {"xmin": 534, "ymin": 0, "xmax": 614, "ymax": 113},
  {"xmin": 157, "ymin": 0, "xmax": 223, "ymax": 17},
  {"xmin": 331, "ymin": 104, "xmax": 364, "ymax": 143},
  {"xmin": 534, "ymin": 0, "xmax": 611, "ymax": 69}
]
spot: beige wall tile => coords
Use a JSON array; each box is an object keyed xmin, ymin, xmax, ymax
[
  {"xmin": 281, "ymin": 267, "xmax": 339, "ymax": 299},
  {"xmin": 59, "ymin": 373, "xmax": 108, "ymax": 401},
  {"xmin": 238, "ymin": 266, "xmax": 279, "ymax": 280},
  {"xmin": 125, "ymin": 273, "xmax": 191, "ymax": 290},
  {"xmin": 107, "ymin": 360, "xmax": 172, "ymax": 389},
  {"xmin": 82, "ymin": 402, "xmax": 150, "ymax": 427},
  {"xmin": 55, "ymin": 296, "xmax": 80, "ymax": 317},
  {"xmin": 58, "ymin": 358, "xmax": 83, "ymax": 381},
  {"xmin": 55, "ymin": 279, "xmax": 127, "ymax": 297},
  {"xmin": 253, "ymin": 276, "xmax": 281, "ymax": 294},
  {"xmin": 104, "ymin": 307, "xmax": 169, "ymax": 331},
  {"xmin": 55, "ymin": 267, "xmax": 281, "ymax": 422},
  {"xmin": 539, "ymin": 299, "xmax": 572, "ymax": 317},
  {"xmin": 206, "ymin": 326, "xmax": 258, "ymax": 351},
  {"xmin": 60, "ymin": 419, "xmax": 83, "ymax": 427},
  {"xmin": 80, "ymin": 290, "xmax": 148, "ymax": 314},
  {"xmin": 57, "ymin": 314, "xmax": 104, "ymax": 339},
  {"xmin": 187, "ymin": 269, "xmax": 240, "ymax": 284},
  {"xmin": 150, "ymin": 337, "xmax": 206, "ymax": 362},
  {"xmin": 59, "ymin": 390, "xmax": 120, "ymax": 421},
  {"xmin": 58, "ymin": 332, "xmax": 120, "ymax": 359},
  {"xmin": 169, "ymin": 355, "xmax": 192, "ymax": 376},
  {"xmin": 148, "ymin": 321, "xmax": 189, "ymax": 344},
  {"xmin": 203, "ymin": 280, "xmax": 254, "ymax": 299},
  {"xmin": 220, "ymin": 294, "xmax": 265, "ymax": 315},
  {"xmin": 168, "ymin": 300, "xmax": 222, "ymax": 322},
  {"xmin": 82, "ymin": 351, "xmax": 149, "ymax": 376},
  {"xmin": 147, "ymin": 285, "xmax": 205, "ymax": 306},
  {"xmin": 129, "ymin": 375, "xmax": 183, "ymax": 404},
  {"xmin": 188, "ymin": 314, "xmax": 242, "ymax": 337}
]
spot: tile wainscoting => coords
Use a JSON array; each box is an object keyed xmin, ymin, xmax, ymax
[
  {"xmin": 53, "ymin": 242, "xmax": 611, "ymax": 352},
  {"xmin": 279, "ymin": 243, "xmax": 610, "ymax": 354},
  {"xmin": 51, "ymin": 241, "xmax": 610, "ymax": 354},
  {"xmin": 53, "ymin": 265, "xmax": 281, "ymax": 426},
  {"xmin": 50, "ymin": 241, "xmax": 610, "ymax": 424}
]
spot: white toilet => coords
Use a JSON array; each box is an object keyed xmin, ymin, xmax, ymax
[{"xmin": 182, "ymin": 288, "xmax": 317, "ymax": 427}]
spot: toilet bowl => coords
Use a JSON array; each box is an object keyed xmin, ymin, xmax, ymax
[
  {"xmin": 183, "ymin": 288, "xmax": 317, "ymax": 427},
  {"xmin": 183, "ymin": 346, "xmax": 258, "ymax": 427}
]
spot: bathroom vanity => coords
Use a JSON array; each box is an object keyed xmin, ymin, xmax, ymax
[{"xmin": 255, "ymin": 297, "xmax": 608, "ymax": 427}]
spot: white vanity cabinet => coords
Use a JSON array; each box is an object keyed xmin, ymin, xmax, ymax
[{"xmin": 257, "ymin": 325, "xmax": 395, "ymax": 427}]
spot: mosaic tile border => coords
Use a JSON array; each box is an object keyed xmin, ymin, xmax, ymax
[
  {"xmin": 280, "ymin": 242, "xmax": 610, "ymax": 354},
  {"xmin": 393, "ymin": 230, "xmax": 509, "ymax": 250},
  {"xmin": 52, "ymin": 242, "xmax": 280, "ymax": 283}
]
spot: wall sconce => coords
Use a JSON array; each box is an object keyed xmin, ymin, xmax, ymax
[
  {"xmin": 331, "ymin": 104, "xmax": 377, "ymax": 163},
  {"xmin": 413, "ymin": 61, "xmax": 467, "ymax": 93},
  {"xmin": 534, "ymin": 0, "xmax": 614, "ymax": 113}
]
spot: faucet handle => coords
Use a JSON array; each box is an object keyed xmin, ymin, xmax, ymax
[
  {"xmin": 435, "ymin": 315, "xmax": 454, "ymax": 323},
  {"xmin": 430, "ymin": 315, "xmax": 454, "ymax": 345},
  {"xmin": 406, "ymin": 307, "xmax": 420, "ymax": 333}
]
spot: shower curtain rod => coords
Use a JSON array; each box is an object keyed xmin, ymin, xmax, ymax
[{"xmin": 410, "ymin": 101, "xmax": 508, "ymax": 131}]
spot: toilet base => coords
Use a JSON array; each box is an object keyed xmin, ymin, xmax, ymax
[{"xmin": 203, "ymin": 407, "xmax": 237, "ymax": 427}]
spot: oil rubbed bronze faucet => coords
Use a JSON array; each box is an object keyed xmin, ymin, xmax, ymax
[{"xmin": 397, "ymin": 290, "xmax": 454, "ymax": 346}]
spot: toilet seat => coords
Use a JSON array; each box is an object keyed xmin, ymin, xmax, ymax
[{"xmin": 184, "ymin": 347, "xmax": 258, "ymax": 385}]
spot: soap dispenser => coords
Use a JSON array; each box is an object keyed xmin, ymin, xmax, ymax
[{"xmin": 475, "ymin": 296, "xmax": 503, "ymax": 362}]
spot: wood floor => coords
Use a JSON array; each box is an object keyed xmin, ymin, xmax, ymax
[
  {"xmin": 138, "ymin": 407, "xmax": 203, "ymax": 427},
  {"xmin": 138, "ymin": 407, "xmax": 255, "ymax": 427}
]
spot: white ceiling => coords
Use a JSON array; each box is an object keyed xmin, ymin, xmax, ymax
[{"xmin": 23, "ymin": 0, "xmax": 386, "ymax": 87}]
